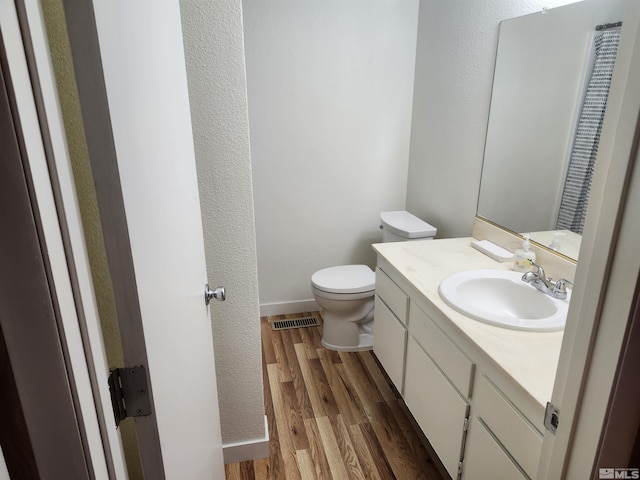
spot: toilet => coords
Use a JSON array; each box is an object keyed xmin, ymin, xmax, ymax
[{"xmin": 311, "ymin": 211, "xmax": 437, "ymax": 352}]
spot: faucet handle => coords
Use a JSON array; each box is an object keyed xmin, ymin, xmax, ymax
[
  {"xmin": 529, "ymin": 261, "xmax": 546, "ymax": 277},
  {"xmin": 552, "ymin": 278, "xmax": 574, "ymax": 295}
]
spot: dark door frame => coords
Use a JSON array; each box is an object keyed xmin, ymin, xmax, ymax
[
  {"xmin": 4, "ymin": 1, "xmax": 167, "ymax": 476},
  {"xmin": 592, "ymin": 268, "xmax": 640, "ymax": 475},
  {"xmin": 0, "ymin": 25, "xmax": 91, "ymax": 480}
]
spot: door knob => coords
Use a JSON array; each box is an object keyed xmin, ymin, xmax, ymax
[{"xmin": 205, "ymin": 284, "xmax": 225, "ymax": 305}]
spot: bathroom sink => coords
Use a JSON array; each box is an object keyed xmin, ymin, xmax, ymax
[{"xmin": 438, "ymin": 270, "xmax": 570, "ymax": 331}]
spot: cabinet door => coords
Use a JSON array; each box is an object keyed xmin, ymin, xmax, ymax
[
  {"xmin": 474, "ymin": 376, "xmax": 542, "ymax": 478},
  {"xmin": 462, "ymin": 416, "xmax": 528, "ymax": 480},
  {"xmin": 373, "ymin": 295, "xmax": 407, "ymax": 392},
  {"xmin": 410, "ymin": 303, "xmax": 474, "ymax": 397},
  {"xmin": 404, "ymin": 337, "xmax": 469, "ymax": 479}
]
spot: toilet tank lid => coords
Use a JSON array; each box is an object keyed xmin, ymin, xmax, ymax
[
  {"xmin": 311, "ymin": 265, "xmax": 375, "ymax": 294},
  {"xmin": 380, "ymin": 211, "xmax": 437, "ymax": 239}
]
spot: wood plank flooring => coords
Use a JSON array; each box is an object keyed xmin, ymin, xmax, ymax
[{"xmin": 224, "ymin": 313, "xmax": 446, "ymax": 480}]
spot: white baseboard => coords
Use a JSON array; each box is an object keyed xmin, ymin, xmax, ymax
[
  {"xmin": 223, "ymin": 415, "xmax": 270, "ymax": 464},
  {"xmin": 259, "ymin": 299, "xmax": 319, "ymax": 317}
]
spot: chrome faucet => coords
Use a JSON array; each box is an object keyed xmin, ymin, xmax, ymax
[{"xmin": 521, "ymin": 262, "xmax": 573, "ymax": 300}]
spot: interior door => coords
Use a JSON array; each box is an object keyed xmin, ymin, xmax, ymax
[{"xmin": 58, "ymin": 1, "xmax": 225, "ymax": 478}]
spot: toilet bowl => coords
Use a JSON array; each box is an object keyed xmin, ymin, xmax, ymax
[
  {"xmin": 311, "ymin": 265, "xmax": 375, "ymax": 352},
  {"xmin": 311, "ymin": 211, "xmax": 437, "ymax": 352}
]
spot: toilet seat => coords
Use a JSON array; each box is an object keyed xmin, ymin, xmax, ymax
[{"xmin": 311, "ymin": 265, "xmax": 374, "ymax": 294}]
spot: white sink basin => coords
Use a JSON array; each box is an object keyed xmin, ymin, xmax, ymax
[{"xmin": 438, "ymin": 269, "xmax": 570, "ymax": 331}]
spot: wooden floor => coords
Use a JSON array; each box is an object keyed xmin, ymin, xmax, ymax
[{"xmin": 224, "ymin": 313, "xmax": 445, "ymax": 480}]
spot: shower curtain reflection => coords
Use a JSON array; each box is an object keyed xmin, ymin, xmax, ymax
[{"xmin": 556, "ymin": 25, "xmax": 621, "ymax": 234}]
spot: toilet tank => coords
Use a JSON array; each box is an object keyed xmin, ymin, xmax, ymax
[{"xmin": 380, "ymin": 211, "xmax": 437, "ymax": 243}]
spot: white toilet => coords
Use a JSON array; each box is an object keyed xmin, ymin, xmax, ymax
[{"xmin": 311, "ymin": 211, "xmax": 437, "ymax": 352}]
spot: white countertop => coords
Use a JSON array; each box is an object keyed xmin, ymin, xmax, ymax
[{"xmin": 373, "ymin": 237, "xmax": 564, "ymax": 408}]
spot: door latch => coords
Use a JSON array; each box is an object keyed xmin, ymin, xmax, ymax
[{"xmin": 544, "ymin": 402, "xmax": 560, "ymax": 434}]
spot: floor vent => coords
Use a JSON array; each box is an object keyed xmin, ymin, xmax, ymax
[{"xmin": 270, "ymin": 316, "xmax": 320, "ymax": 331}]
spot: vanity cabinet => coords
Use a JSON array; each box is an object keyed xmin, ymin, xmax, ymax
[
  {"xmin": 373, "ymin": 254, "xmax": 547, "ymax": 480},
  {"xmin": 373, "ymin": 267, "xmax": 408, "ymax": 393}
]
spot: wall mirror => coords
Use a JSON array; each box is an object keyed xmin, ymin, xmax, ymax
[{"xmin": 476, "ymin": 0, "xmax": 625, "ymax": 260}]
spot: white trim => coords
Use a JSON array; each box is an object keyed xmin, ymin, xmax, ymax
[
  {"xmin": 260, "ymin": 300, "xmax": 319, "ymax": 317},
  {"xmin": 222, "ymin": 415, "xmax": 270, "ymax": 464}
]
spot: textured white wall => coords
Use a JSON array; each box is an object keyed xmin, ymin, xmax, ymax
[
  {"xmin": 180, "ymin": 0, "xmax": 265, "ymax": 447},
  {"xmin": 406, "ymin": 0, "xmax": 582, "ymax": 239},
  {"xmin": 243, "ymin": 0, "xmax": 419, "ymax": 312}
]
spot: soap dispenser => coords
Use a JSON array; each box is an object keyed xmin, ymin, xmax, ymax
[
  {"xmin": 513, "ymin": 234, "xmax": 536, "ymax": 272},
  {"xmin": 549, "ymin": 232, "xmax": 564, "ymax": 252}
]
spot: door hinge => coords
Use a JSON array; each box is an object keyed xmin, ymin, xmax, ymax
[
  {"xmin": 463, "ymin": 417, "xmax": 469, "ymax": 432},
  {"xmin": 457, "ymin": 460, "xmax": 464, "ymax": 479},
  {"xmin": 108, "ymin": 365, "xmax": 152, "ymax": 427},
  {"xmin": 544, "ymin": 401, "xmax": 560, "ymax": 434}
]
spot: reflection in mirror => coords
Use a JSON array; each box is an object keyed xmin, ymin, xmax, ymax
[{"xmin": 477, "ymin": 0, "xmax": 626, "ymax": 260}]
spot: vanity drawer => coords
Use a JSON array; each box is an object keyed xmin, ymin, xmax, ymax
[
  {"xmin": 409, "ymin": 303, "xmax": 474, "ymax": 397},
  {"xmin": 375, "ymin": 267, "xmax": 408, "ymax": 324},
  {"xmin": 474, "ymin": 375, "xmax": 542, "ymax": 479},
  {"xmin": 373, "ymin": 295, "xmax": 407, "ymax": 393}
]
